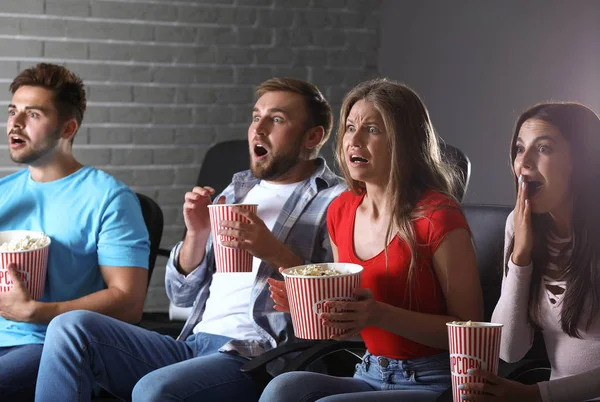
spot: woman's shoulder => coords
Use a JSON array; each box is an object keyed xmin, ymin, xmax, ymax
[
  {"xmin": 327, "ymin": 190, "xmax": 361, "ymax": 226},
  {"xmin": 416, "ymin": 190, "xmax": 460, "ymax": 211},
  {"xmin": 330, "ymin": 190, "xmax": 362, "ymax": 210},
  {"xmin": 327, "ymin": 191, "xmax": 361, "ymax": 241},
  {"xmin": 413, "ymin": 190, "xmax": 467, "ymax": 232}
]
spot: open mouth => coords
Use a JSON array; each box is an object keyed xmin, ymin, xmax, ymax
[
  {"xmin": 527, "ymin": 181, "xmax": 543, "ymax": 197},
  {"xmin": 350, "ymin": 155, "xmax": 369, "ymax": 164},
  {"xmin": 9, "ymin": 135, "xmax": 26, "ymax": 146},
  {"xmin": 253, "ymin": 143, "xmax": 268, "ymax": 158}
]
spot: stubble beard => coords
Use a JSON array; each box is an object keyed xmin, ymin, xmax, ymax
[
  {"xmin": 251, "ymin": 151, "xmax": 303, "ymax": 181},
  {"xmin": 250, "ymin": 136, "xmax": 305, "ymax": 181},
  {"xmin": 9, "ymin": 128, "xmax": 61, "ymax": 165}
]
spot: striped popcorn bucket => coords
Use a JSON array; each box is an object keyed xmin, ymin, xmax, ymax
[
  {"xmin": 208, "ymin": 204, "xmax": 258, "ymax": 273},
  {"xmin": 0, "ymin": 231, "xmax": 50, "ymax": 300},
  {"xmin": 282, "ymin": 263, "xmax": 363, "ymax": 340},
  {"xmin": 446, "ymin": 322, "xmax": 503, "ymax": 402}
]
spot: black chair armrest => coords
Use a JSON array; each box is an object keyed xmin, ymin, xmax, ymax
[
  {"xmin": 139, "ymin": 312, "xmax": 185, "ymax": 339},
  {"xmin": 436, "ymin": 387, "xmax": 453, "ymax": 402},
  {"xmin": 157, "ymin": 248, "xmax": 171, "ymax": 257},
  {"xmin": 240, "ymin": 340, "xmax": 319, "ymax": 373},
  {"xmin": 241, "ymin": 340, "xmax": 365, "ymax": 374},
  {"xmin": 284, "ymin": 340, "xmax": 365, "ymax": 372},
  {"xmin": 498, "ymin": 358, "xmax": 551, "ymax": 384}
]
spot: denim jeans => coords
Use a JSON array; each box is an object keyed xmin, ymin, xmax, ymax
[
  {"xmin": 0, "ymin": 343, "xmax": 44, "ymax": 401},
  {"xmin": 35, "ymin": 310, "xmax": 261, "ymax": 402},
  {"xmin": 259, "ymin": 351, "xmax": 451, "ymax": 402}
]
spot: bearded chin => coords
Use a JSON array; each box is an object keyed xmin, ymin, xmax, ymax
[{"xmin": 251, "ymin": 153, "xmax": 301, "ymax": 181}]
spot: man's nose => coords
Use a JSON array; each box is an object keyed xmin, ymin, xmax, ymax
[
  {"xmin": 10, "ymin": 112, "xmax": 25, "ymax": 129},
  {"xmin": 253, "ymin": 118, "xmax": 268, "ymax": 136}
]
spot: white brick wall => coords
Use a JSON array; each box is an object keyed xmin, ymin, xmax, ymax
[{"xmin": 0, "ymin": 0, "xmax": 381, "ymax": 311}]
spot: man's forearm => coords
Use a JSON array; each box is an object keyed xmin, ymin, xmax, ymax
[
  {"xmin": 266, "ymin": 243, "xmax": 304, "ymax": 269},
  {"xmin": 178, "ymin": 233, "xmax": 303, "ymax": 274},
  {"xmin": 178, "ymin": 231, "xmax": 210, "ymax": 275},
  {"xmin": 30, "ymin": 287, "xmax": 144, "ymax": 324}
]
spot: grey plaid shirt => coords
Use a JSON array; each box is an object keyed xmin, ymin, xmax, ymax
[{"xmin": 165, "ymin": 157, "xmax": 345, "ymax": 360}]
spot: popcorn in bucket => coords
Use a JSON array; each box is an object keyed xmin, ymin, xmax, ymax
[
  {"xmin": 0, "ymin": 231, "xmax": 51, "ymax": 300},
  {"xmin": 282, "ymin": 263, "xmax": 363, "ymax": 340}
]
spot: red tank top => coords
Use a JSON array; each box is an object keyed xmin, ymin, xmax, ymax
[{"xmin": 327, "ymin": 190, "xmax": 469, "ymax": 359}]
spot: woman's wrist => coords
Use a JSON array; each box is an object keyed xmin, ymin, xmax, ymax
[{"xmin": 369, "ymin": 300, "xmax": 389, "ymax": 328}]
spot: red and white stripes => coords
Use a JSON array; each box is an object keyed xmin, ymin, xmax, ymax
[
  {"xmin": 447, "ymin": 322, "xmax": 503, "ymax": 402},
  {"xmin": 0, "ymin": 244, "xmax": 49, "ymax": 300},
  {"xmin": 208, "ymin": 204, "xmax": 257, "ymax": 273},
  {"xmin": 283, "ymin": 263, "xmax": 363, "ymax": 339}
]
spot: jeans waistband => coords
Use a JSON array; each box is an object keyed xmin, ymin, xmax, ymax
[{"xmin": 362, "ymin": 351, "xmax": 450, "ymax": 372}]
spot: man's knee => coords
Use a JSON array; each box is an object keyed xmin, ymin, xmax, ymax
[{"xmin": 46, "ymin": 310, "xmax": 100, "ymax": 341}]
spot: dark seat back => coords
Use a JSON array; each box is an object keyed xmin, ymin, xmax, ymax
[
  {"xmin": 136, "ymin": 193, "xmax": 164, "ymax": 286},
  {"xmin": 462, "ymin": 204, "xmax": 549, "ymax": 368},
  {"xmin": 197, "ymin": 140, "xmax": 250, "ymax": 196},
  {"xmin": 462, "ymin": 204, "xmax": 511, "ymax": 320}
]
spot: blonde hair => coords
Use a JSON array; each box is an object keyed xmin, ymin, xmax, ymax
[{"xmin": 335, "ymin": 78, "xmax": 461, "ymax": 298}]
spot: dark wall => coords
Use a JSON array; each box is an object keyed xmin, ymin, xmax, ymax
[{"xmin": 379, "ymin": 0, "xmax": 600, "ymax": 205}]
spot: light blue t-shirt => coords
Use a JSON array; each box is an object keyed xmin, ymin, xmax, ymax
[{"xmin": 0, "ymin": 166, "xmax": 150, "ymax": 346}]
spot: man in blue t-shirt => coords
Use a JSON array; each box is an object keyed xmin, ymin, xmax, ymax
[{"xmin": 0, "ymin": 63, "xmax": 150, "ymax": 400}]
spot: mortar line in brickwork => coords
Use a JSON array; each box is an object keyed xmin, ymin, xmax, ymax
[
  {"xmin": 0, "ymin": 56, "xmax": 317, "ymax": 69},
  {"xmin": 0, "ymin": 34, "xmax": 203, "ymax": 49},
  {"xmin": 0, "ymin": 123, "xmax": 245, "ymax": 129},
  {"xmin": 0, "ymin": 12, "xmax": 244, "ymax": 29},
  {"xmin": 93, "ymin": 0, "xmax": 273, "ymax": 10}
]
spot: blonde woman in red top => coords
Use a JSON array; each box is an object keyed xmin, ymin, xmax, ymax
[{"xmin": 261, "ymin": 78, "xmax": 483, "ymax": 402}]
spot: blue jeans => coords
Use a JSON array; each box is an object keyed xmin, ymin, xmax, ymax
[
  {"xmin": 259, "ymin": 351, "xmax": 451, "ymax": 402},
  {"xmin": 35, "ymin": 310, "xmax": 261, "ymax": 402},
  {"xmin": 0, "ymin": 343, "xmax": 44, "ymax": 401}
]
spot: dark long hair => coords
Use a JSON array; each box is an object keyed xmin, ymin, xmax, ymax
[{"xmin": 508, "ymin": 102, "xmax": 600, "ymax": 337}]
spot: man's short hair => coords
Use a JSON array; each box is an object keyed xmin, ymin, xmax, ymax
[
  {"xmin": 255, "ymin": 78, "xmax": 333, "ymax": 147},
  {"xmin": 10, "ymin": 63, "xmax": 87, "ymax": 129}
]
